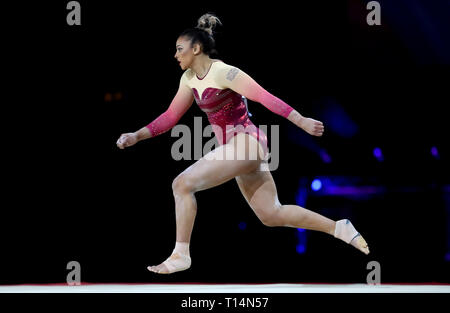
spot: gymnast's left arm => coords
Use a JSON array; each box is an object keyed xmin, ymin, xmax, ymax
[{"xmin": 216, "ymin": 65, "xmax": 324, "ymax": 137}]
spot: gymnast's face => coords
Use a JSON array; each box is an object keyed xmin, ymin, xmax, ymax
[{"xmin": 175, "ymin": 36, "xmax": 201, "ymax": 70}]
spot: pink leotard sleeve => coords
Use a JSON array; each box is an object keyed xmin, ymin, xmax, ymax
[
  {"xmin": 216, "ymin": 64, "xmax": 294, "ymax": 118},
  {"xmin": 145, "ymin": 74, "xmax": 194, "ymax": 137},
  {"xmin": 247, "ymin": 86, "xmax": 294, "ymax": 118}
]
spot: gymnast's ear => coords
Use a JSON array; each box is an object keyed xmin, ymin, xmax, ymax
[{"xmin": 192, "ymin": 43, "xmax": 202, "ymax": 55}]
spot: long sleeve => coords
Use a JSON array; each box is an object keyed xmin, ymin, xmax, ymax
[
  {"xmin": 146, "ymin": 73, "xmax": 194, "ymax": 137},
  {"xmin": 215, "ymin": 64, "xmax": 294, "ymax": 118}
]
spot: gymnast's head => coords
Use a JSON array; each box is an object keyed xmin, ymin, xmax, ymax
[{"xmin": 175, "ymin": 13, "xmax": 222, "ymax": 70}]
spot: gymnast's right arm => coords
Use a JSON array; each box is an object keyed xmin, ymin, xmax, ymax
[{"xmin": 116, "ymin": 75, "xmax": 194, "ymax": 149}]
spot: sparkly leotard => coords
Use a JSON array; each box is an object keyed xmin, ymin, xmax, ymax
[
  {"xmin": 191, "ymin": 83, "xmax": 268, "ymax": 156},
  {"xmin": 146, "ymin": 61, "xmax": 294, "ymax": 158}
]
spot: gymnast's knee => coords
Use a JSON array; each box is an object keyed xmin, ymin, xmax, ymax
[
  {"xmin": 172, "ymin": 174, "xmax": 196, "ymax": 195},
  {"xmin": 257, "ymin": 208, "xmax": 283, "ymax": 227}
]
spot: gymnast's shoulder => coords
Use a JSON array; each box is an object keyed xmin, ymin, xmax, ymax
[{"xmin": 212, "ymin": 59, "xmax": 237, "ymax": 72}]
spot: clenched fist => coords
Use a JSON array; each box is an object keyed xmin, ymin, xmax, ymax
[
  {"xmin": 300, "ymin": 118, "xmax": 324, "ymax": 137},
  {"xmin": 116, "ymin": 133, "xmax": 138, "ymax": 149}
]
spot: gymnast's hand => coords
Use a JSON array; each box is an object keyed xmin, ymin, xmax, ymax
[
  {"xmin": 300, "ymin": 117, "xmax": 325, "ymax": 137},
  {"xmin": 116, "ymin": 132, "xmax": 138, "ymax": 149}
]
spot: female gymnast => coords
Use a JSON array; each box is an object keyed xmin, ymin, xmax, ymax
[{"xmin": 116, "ymin": 13, "xmax": 369, "ymax": 274}]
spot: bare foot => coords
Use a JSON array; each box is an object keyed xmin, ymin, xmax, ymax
[
  {"xmin": 147, "ymin": 253, "xmax": 191, "ymax": 274},
  {"xmin": 147, "ymin": 263, "xmax": 170, "ymax": 274}
]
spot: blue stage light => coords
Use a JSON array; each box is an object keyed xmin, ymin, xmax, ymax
[
  {"xmin": 296, "ymin": 229, "xmax": 307, "ymax": 254},
  {"xmin": 311, "ymin": 179, "xmax": 322, "ymax": 191},
  {"xmin": 296, "ymin": 244, "xmax": 306, "ymax": 254}
]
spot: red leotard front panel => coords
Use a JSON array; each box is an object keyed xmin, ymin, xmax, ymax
[{"xmin": 192, "ymin": 86, "xmax": 268, "ymax": 156}]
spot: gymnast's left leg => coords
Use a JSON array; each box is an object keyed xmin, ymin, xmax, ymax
[
  {"xmin": 147, "ymin": 133, "xmax": 265, "ymax": 274},
  {"xmin": 235, "ymin": 166, "xmax": 369, "ymax": 254}
]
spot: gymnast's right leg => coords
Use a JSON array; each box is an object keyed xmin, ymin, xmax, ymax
[
  {"xmin": 147, "ymin": 133, "xmax": 264, "ymax": 274},
  {"xmin": 235, "ymin": 167, "xmax": 370, "ymax": 255}
]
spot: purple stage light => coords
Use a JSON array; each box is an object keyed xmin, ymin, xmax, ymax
[
  {"xmin": 445, "ymin": 252, "xmax": 450, "ymax": 262},
  {"xmin": 320, "ymin": 149, "xmax": 332, "ymax": 163},
  {"xmin": 431, "ymin": 146, "xmax": 439, "ymax": 158},
  {"xmin": 373, "ymin": 147, "xmax": 384, "ymax": 161}
]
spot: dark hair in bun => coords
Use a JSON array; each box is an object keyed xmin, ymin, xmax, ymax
[{"xmin": 179, "ymin": 13, "xmax": 222, "ymax": 56}]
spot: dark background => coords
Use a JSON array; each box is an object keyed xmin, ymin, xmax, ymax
[{"xmin": 2, "ymin": 0, "xmax": 449, "ymax": 285}]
